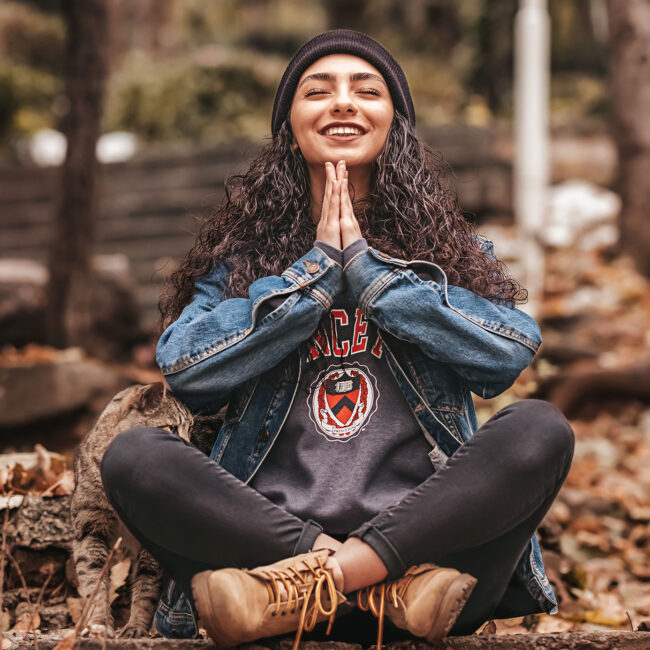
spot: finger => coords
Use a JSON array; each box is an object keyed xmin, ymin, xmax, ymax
[
  {"xmin": 337, "ymin": 159, "xmax": 346, "ymax": 182},
  {"xmin": 321, "ymin": 162, "xmax": 334, "ymax": 224},
  {"xmin": 341, "ymin": 178, "xmax": 360, "ymax": 233},
  {"xmin": 342, "ymin": 178, "xmax": 354, "ymax": 222},
  {"xmin": 329, "ymin": 176, "xmax": 341, "ymax": 224}
]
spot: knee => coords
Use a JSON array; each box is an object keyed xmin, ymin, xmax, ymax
[
  {"xmin": 503, "ymin": 399, "xmax": 575, "ymax": 472},
  {"xmin": 100, "ymin": 427, "xmax": 165, "ymax": 498}
]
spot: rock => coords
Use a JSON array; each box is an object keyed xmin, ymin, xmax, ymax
[
  {"xmin": 0, "ymin": 259, "xmax": 48, "ymax": 346},
  {"xmin": 64, "ymin": 254, "xmax": 147, "ymax": 361},
  {"xmin": 543, "ymin": 181, "xmax": 620, "ymax": 250},
  {"xmin": 39, "ymin": 604, "xmax": 71, "ymax": 631},
  {"xmin": 7, "ymin": 495, "xmax": 72, "ymax": 551},
  {"xmin": 0, "ymin": 349, "xmax": 119, "ymax": 427},
  {"xmin": 0, "ymin": 255, "xmax": 145, "ymax": 360}
]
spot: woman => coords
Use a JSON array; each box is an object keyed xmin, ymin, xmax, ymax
[{"xmin": 101, "ymin": 29, "xmax": 575, "ymax": 648}]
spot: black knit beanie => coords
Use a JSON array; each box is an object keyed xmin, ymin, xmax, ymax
[{"xmin": 271, "ymin": 29, "xmax": 415, "ymax": 138}]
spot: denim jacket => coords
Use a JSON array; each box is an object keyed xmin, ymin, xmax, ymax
[{"xmin": 154, "ymin": 237, "xmax": 557, "ymax": 638}]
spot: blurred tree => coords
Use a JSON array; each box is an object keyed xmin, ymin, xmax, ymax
[
  {"xmin": 45, "ymin": 0, "xmax": 109, "ymax": 346},
  {"xmin": 399, "ymin": 0, "xmax": 461, "ymax": 55},
  {"xmin": 322, "ymin": 0, "xmax": 369, "ymax": 31},
  {"xmin": 606, "ymin": 0, "xmax": 650, "ymax": 276},
  {"xmin": 468, "ymin": 0, "xmax": 517, "ymax": 115}
]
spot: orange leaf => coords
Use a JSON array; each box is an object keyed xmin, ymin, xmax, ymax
[{"xmin": 53, "ymin": 629, "xmax": 76, "ymax": 650}]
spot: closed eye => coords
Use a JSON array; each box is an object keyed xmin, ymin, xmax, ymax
[{"xmin": 305, "ymin": 88, "xmax": 380, "ymax": 97}]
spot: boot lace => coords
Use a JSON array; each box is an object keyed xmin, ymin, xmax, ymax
[
  {"xmin": 357, "ymin": 570, "xmax": 416, "ymax": 650},
  {"xmin": 258, "ymin": 552, "xmax": 339, "ymax": 650}
]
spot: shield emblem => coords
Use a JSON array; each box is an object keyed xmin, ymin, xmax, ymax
[
  {"xmin": 324, "ymin": 371, "xmax": 362, "ymax": 427},
  {"xmin": 309, "ymin": 363, "xmax": 378, "ymax": 442}
]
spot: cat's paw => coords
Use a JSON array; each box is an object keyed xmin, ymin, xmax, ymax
[
  {"xmin": 81, "ymin": 624, "xmax": 115, "ymax": 638},
  {"xmin": 119, "ymin": 624, "xmax": 149, "ymax": 638}
]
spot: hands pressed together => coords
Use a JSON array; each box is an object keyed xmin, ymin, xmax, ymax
[{"xmin": 316, "ymin": 160, "xmax": 364, "ymax": 250}]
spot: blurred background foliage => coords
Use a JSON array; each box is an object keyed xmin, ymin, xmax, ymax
[{"xmin": 0, "ymin": 0, "xmax": 609, "ymax": 155}]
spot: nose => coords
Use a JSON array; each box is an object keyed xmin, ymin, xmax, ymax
[{"xmin": 330, "ymin": 84, "xmax": 357, "ymax": 116}]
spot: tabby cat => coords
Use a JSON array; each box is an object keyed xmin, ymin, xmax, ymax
[{"xmin": 71, "ymin": 382, "xmax": 224, "ymax": 638}]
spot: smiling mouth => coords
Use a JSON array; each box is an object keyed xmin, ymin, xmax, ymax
[{"xmin": 321, "ymin": 131, "xmax": 364, "ymax": 140}]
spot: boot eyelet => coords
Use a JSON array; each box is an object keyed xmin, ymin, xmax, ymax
[
  {"xmin": 271, "ymin": 612, "xmax": 276, "ymax": 617},
  {"xmin": 281, "ymin": 612, "xmax": 286, "ymax": 616}
]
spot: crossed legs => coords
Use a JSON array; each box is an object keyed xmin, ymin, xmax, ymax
[{"xmin": 101, "ymin": 398, "xmax": 574, "ymax": 636}]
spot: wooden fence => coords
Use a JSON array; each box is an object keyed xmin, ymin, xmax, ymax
[{"xmin": 0, "ymin": 127, "xmax": 511, "ymax": 330}]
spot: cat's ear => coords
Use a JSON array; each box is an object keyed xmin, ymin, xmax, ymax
[{"xmin": 131, "ymin": 382, "xmax": 166, "ymax": 412}]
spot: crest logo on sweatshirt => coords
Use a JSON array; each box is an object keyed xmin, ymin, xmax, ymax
[{"xmin": 308, "ymin": 363, "xmax": 379, "ymax": 442}]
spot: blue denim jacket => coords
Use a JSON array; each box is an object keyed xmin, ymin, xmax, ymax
[{"xmin": 154, "ymin": 237, "xmax": 557, "ymax": 638}]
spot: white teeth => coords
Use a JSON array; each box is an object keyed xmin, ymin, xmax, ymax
[{"xmin": 324, "ymin": 126, "xmax": 362, "ymax": 136}]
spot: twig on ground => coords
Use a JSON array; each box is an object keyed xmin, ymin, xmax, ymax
[
  {"xmin": 103, "ymin": 603, "xmax": 108, "ymax": 650},
  {"xmin": 0, "ymin": 506, "xmax": 9, "ymax": 616},
  {"xmin": 3, "ymin": 549, "xmax": 29, "ymax": 601},
  {"xmin": 48, "ymin": 580, "xmax": 64, "ymax": 600},
  {"xmin": 40, "ymin": 477, "xmax": 65, "ymax": 498},
  {"xmin": 28, "ymin": 565, "xmax": 53, "ymax": 650}
]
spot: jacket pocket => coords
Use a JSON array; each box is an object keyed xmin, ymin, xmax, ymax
[{"xmin": 223, "ymin": 374, "xmax": 261, "ymax": 426}]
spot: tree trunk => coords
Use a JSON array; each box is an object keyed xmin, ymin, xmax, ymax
[
  {"xmin": 45, "ymin": 0, "xmax": 109, "ymax": 347},
  {"xmin": 322, "ymin": 0, "xmax": 369, "ymax": 31},
  {"xmin": 605, "ymin": 0, "xmax": 650, "ymax": 276}
]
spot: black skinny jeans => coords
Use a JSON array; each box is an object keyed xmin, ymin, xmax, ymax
[{"xmin": 101, "ymin": 398, "xmax": 574, "ymax": 638}]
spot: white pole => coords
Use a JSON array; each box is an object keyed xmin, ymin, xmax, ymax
[{"xmin": 514, "ymin": 0, "xmax": 550, "ymax": 318}]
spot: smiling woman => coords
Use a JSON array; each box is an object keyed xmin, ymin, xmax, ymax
[{"xmin": 100, "ymin": 28, "xmax": 574, "ymax": 650}]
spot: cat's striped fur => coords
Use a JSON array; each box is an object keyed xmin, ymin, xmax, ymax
[{"xmin": 71, "ymin": 382, "xmax": 222, "ymax": 638}]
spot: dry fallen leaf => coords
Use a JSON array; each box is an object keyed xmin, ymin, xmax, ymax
[
  {"xmin": 52, "ymin": 629, "xmax": 76, "ymax": 650},
  {"xmin": 53, "ymin": 469, "xmax": 75, "ymax": 495},
  {"xmin": 108, "ymin": 558, "xmax": 131, "ymax": 604},
  {"xmin": 534, "ymin": 615, "xmax": 575, "ymax": 633},
  {"xmin": 10, "ymin": 609, "xmax": 40, "ymax": 632},
  {"xmin": 477, "ymin": 619, "xmax": 496, "ymax": 635},
  {"xmin": 1, "ymin": 446, "xmax": 72, "ymax": 496},
  {"xmin": 492, "ymin": 617, "xmax": 530, "ymax": 635},
  {"xmin": 0, "ymin": 610, "xmax": 10, "ymax": 632}
]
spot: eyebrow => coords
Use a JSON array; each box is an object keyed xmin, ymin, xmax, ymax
[{"xmin": 297, "ymin": 71, "xmax": 386, "ymax": 89}]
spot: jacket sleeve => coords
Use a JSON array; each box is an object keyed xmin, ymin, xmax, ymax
[
  {"xmin": 343, "ymin": 238, "xmax": 542, "ymax": 398},
  {"xmin": 156, "ymin": 246, "xmax": 343, "ymax": 412}
]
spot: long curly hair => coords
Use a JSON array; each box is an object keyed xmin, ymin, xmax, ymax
[{"xmin": 158, "ymin": 111, "xmax": 526, "ymax": 332}]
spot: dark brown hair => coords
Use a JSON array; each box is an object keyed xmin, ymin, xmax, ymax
[{"xmin": 158, "ymin": 111, "xmax": 526, "ymax": 332}]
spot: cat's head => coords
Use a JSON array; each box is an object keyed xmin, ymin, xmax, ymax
[{"xmin": 119, "ymin": 382, "xmax": 194, "ymax": 441}]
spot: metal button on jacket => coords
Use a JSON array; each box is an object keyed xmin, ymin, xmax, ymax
[{"xmin": 304, "ymin": 261, "xmax": 320, "ymax": 274}]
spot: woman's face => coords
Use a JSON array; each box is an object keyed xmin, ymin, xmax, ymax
[{"xmin": 289, "ymin": 54, "xmax": 394, "ymax": 171}]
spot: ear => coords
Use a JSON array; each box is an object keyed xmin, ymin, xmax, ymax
[{"xmin": 132, "ymin": 382, "xmax": 166, "ymax": 411}]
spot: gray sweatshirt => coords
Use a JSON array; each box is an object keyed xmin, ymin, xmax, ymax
[{"xmin": 250, "ymin": 239, "xmax": 434, "ymax": 535}]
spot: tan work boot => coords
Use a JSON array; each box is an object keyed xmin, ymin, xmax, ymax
[
  {"xmin": 191, "ymin": 549, "xmax": 346, "ymax": 649},
  {"xmin": 357, "ymin": 563, "xmax": 477, "ymax": 649}
]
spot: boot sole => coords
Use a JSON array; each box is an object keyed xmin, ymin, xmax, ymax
[
  {"xmin": 191, "ymin": 570, "xmax": 240, "ymax": 647},
  {"xmin": 424, "ymin": 573, "xmax": 478, "ymax": 643}
]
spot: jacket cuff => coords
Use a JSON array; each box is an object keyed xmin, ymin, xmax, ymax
[
  {"xmin": 342, "ymin": 238, "xmax": 369, "ymax": 267},
  {"xmin": 344, "ymin": 246, "xmax": 447, "ymax": 313},
  {"xmin": 314, "ymin": 241, "xmax": 343, "ymax": 266}
]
